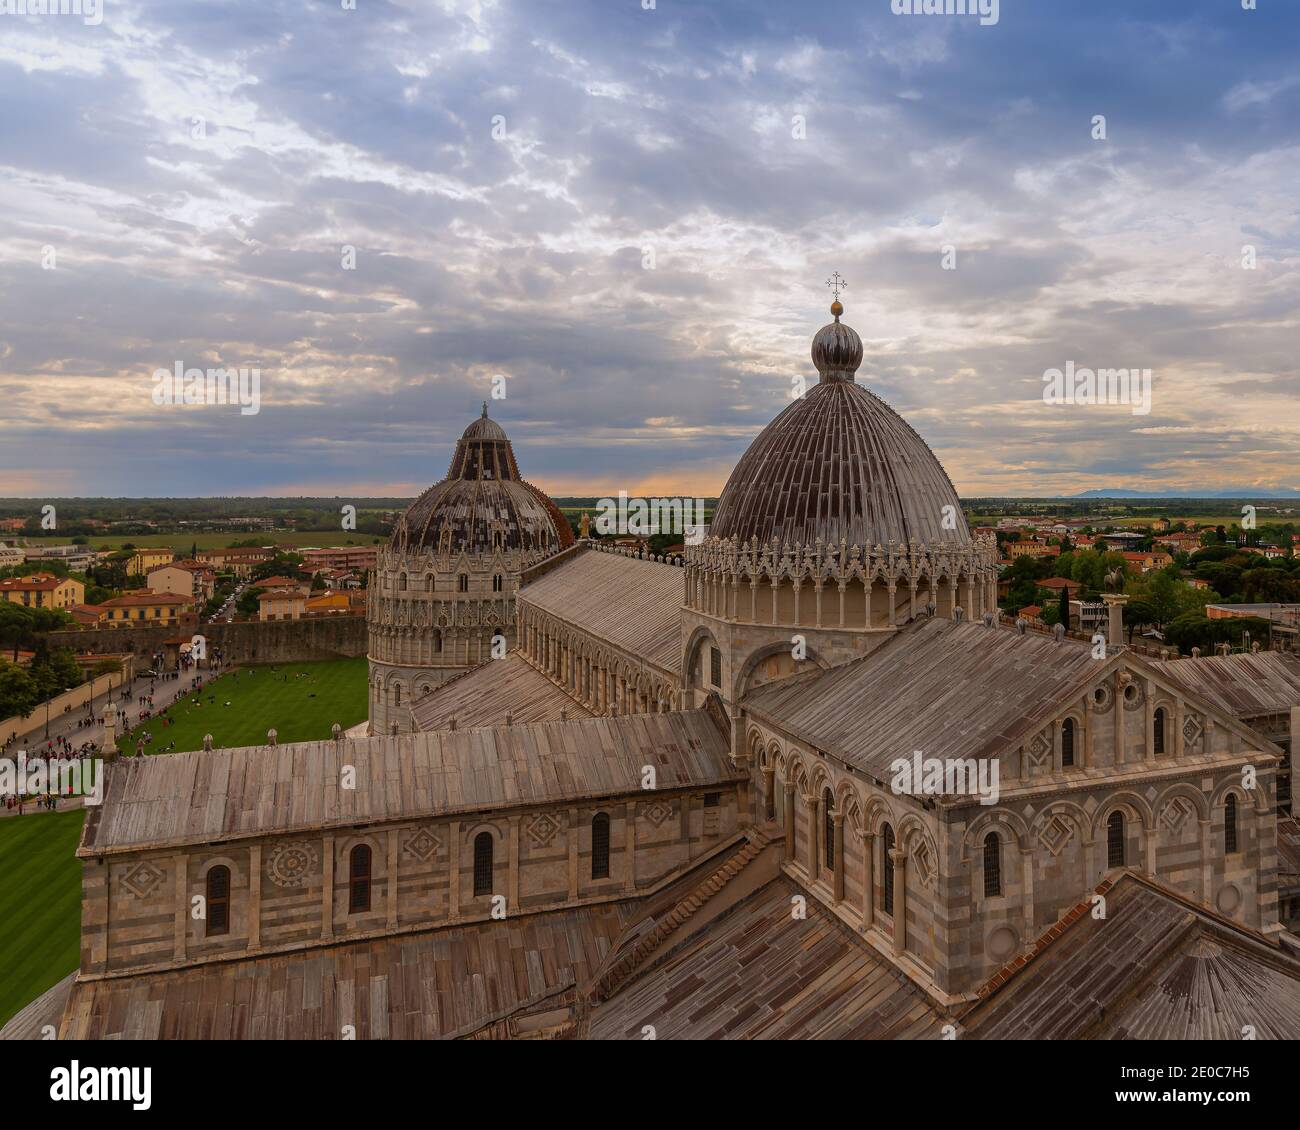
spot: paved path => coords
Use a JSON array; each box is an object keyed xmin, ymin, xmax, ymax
[{"xmin": 2, "ymin": 667, "xmax": 223, "ymax": 759}]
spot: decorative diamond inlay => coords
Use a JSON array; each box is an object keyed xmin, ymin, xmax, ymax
[
  {"xmin": 1160, "ymin": 796, "xmax": 1195, "ymax": 835},
  {"xmin": 1182, "ymin": 714, "xmax": 1203, "ymax": 749},
  {"xmin": 1039, "ymin": 814, "xmax": 1073, "ymax": 857},
  {"xmin": 641, "ymin": 800, "xmax": 674, "ymax": 828},
  {"xmin": 1028, "ymin": 732, "xmax": 1052, "ymax": 766},
  {"xmin": 525, "ymin": 812, "xmax": 562, "ymax": 848},
  {"xmin": 404, "ymin": 827, "xmax": 441, "ymax": 862},
  {"xmin": 122, "ymin": 861, "xmax": 166, "ymax": 899},
  {"xmin": 912, "ymin": 840, "xmax": 935, "ymax": 888}
]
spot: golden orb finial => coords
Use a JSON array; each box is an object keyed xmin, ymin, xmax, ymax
[{"xmin": 830, "ymin": 299, "xmax": 843, "ymax": 319}]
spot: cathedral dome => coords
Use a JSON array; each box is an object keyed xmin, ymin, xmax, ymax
[
  {"xmin": 390, "ymin": 404, "xmax": 574, "ymax": 556},
  {"xmin": 709, "ymin": 304, "xmax": 969, "ymax": 549}
]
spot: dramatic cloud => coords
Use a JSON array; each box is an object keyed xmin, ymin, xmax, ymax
[{"xmin": 1, "ymin": 0, "xmax": 1298, "ymax": 498}]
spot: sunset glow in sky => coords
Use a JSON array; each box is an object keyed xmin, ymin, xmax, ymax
[{"xmin": 2, "ymin": 0, "xmax": 1298, "ymax": 498}]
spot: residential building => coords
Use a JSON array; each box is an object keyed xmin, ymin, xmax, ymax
[
  {"xmin": 25, "ymin": 543, "xmax": 97, "ymax": 571},
  {"xmin": 196, "ymin": 546, "xmax": 275, "ymax": 579},
  {"xmin": 146, "ymin": 560, "xmax": 217, "ymax": 608},
  {"xmin": 0, "ymin": 574, "xmax": 84, "ymax": 610},
  {"xmin": 1120, "ymin": 550, "xmax": 1173, "ymax": 573},
  {"xmin": 127, "ymin": 547, "xmax": 175, "ymax": 576},
  {"xmin": 301, "ymin": 545, "xmax": 380, "ymax": 574},
  {"xmin": 98, "ymin": 593, "xmax": 189, "ymax": 627},
  {"xmin": 258, "ymin": 588, "xmax": 306, "ymax": 621}
]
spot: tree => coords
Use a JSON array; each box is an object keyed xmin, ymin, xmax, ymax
[
  {"xmin": 236, "ymin": 587, "xmax": 264, "ymax": 618},
  {"xmin": 0, "ymin": 662, "xmax": 39, "ymax": 720},
  {"xmin": 1058, "ymin": 584, "xmax": 1070, "ymax": 627}
]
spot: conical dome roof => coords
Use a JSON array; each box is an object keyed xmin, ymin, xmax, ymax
[
  {"xmin": 709, "ymin": 304, "xmax": 968, "ymax": 549},
  {"xmin": 390, "ymin": 405, "xmax": 573, "ymax": 556}
]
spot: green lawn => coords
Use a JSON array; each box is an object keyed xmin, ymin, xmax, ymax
[
  {"xmin": 0, "ymin": 808, "xmax": 85, "ymax": 1029},
  {"xmin": 117, "ymin": 656, "xmax": 369, "ymax": 755}
]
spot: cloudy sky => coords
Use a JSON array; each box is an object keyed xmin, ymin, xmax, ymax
[{"xmin": 2, "ymin": 0, "xmax": 1298, "ymax": 499}]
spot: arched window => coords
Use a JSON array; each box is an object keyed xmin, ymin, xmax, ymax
[
  {"xmin": 492, "ymin": 574, "xmax": 503, "ymax": 593},
  {"xmin": 1061, "ymin": 718, "xmax": 1075, "ymax": 767},
  {"xmin": 765, "ymin": 773, "xmax": 776, "ymax": 821},
  {"xmin": 1153, "ymin": 708, "xmax": 1166, "ymax": 755},
  {"xmin": 349, "ymin": 844, "xmax": 372, "ymax": 913},
  {"xmin": 591, "ymin": 812, "xmax": 610, "ymax": 879},
  {"xmin": 206, "ymin": 866, "xmax": 230, "ymax": 937},
  {"xmin": 425, "ymin": 573, "xmax": 434, "ymax": 592},
  {"xmin": 433, "ymin": 629, "xmax": 443, "ymax": 654},
  {"xmin": 983, "ymin": 832, "xmax": 1001, "ymax": 897},
  {"xmin": 1107, "ymin": 810, "xmax": 1125, "ymax": 868},
  {"xmin": 1225, "ymin": 794, "xmax": 1238, "ymax": 854},
  {"xmin": 458, "ymin": 574, "xmax": 469, "ymax": 593},
  {"xmin": 881, "ymin": 823, "xmax": 895, "ymax": 914},
  {"xmin": 473, "ymin": 832, "xmax": 494, "ymax": 896},
  {"xmin": 823, "ymin": 788, "xmax": 835, "ymax": 873},
  {"xmin": 393, "ymin": 684, "xmax": 401, "ymax": 707},
  {"xmin": 398, "ymin": 572, "xmax": 407, "ymax": 592}
]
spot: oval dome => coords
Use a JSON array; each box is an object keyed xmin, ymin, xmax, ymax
[
  {"xmin": 390, "ymin": 405, "xmax": 574, "ymax": 556},
  {"xmin": 710, "ymin": 308, "xmax": 968, "ymax": 549}
]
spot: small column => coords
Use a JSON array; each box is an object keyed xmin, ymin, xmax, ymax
[
  {"xmin": 784, "ymin": 782, "xmax": 796, "ymax": 861},
  {"xmin": 831, "ymin": 814, "xmax": 845, "ymax": 904},
  {"xmin": 861, "ymin": 831, "xmax": 875, "ymax": 930},
  {"xmin": 386, "ymin": 830, "xmax": 398, "ymax": 930},
  {"xmin": 248, "ymin": 844, "xmax": 262, "ymax": 950},
  {"xmin": 173, "ymin": 853, "xmax": 188, "ymax": 962},
  {"xmin": 624, "ymin": 801, "xmax": 637, "ymax": 892},
  {"xmin": 1022, "ymin": 846, "xmax": 1034, "ymax": 942},
  {"xmin": 567, "ymin": 807, "xmax": 579, "ymax": 899},
  {"xmin": 321, "ymin": 832, "xmax": 335, "ymax": 938},
  {"xmin": 507, "ymin": 815, "xmax": 520, "ymax": 912},
  {"xmin": 448, "ymin": 821, "xmax": 460, "ymax": 919},
  {"xmin": 1198, "ymin": 818, "xmax": 1212, "ymax": 905},
  {"xmin": 1101, "ymin": 592, "xmax": 1128, "ymax": 649},
  {"xmin": 890, "ymin": 847, "xmax": 907, "ymax": 955},
  {"xmin": 804, "ymin": 794, "xmax": 818, "ymax": 877}
]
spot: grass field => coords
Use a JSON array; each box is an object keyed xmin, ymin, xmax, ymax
[
  {"xmin": 0, "ymin": 808, "xmax": 85, "ymax": 1029},
  {"xmin": 117, "ymin": 656, "xmax": 369, "ymax": 755}
]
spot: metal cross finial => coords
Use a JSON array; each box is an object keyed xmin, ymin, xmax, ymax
[{"xmin": 826, "ymin": 272, "xmax": 847, "ymax": 301}]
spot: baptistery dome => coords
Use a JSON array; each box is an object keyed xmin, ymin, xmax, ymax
[
  {"xmin": 709, "ymin": 304, "xmax": 969, "ymax": 549},
  {"xmin": 390, "ymin": 404, "xmax": 574, "ymax": 557}
]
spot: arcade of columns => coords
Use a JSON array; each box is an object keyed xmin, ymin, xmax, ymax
[
  {"xmin": 684, "ymin": 536, "xmax": 1000, "ymax": 627},
  {"xmin": 517, "ymin": 602, "xmax": 680, "ymax": 716}
]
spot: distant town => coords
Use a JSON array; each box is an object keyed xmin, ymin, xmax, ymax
[{"xmin": 0, "ymin": 493, "xmax": 1295, "ymax": 729}]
